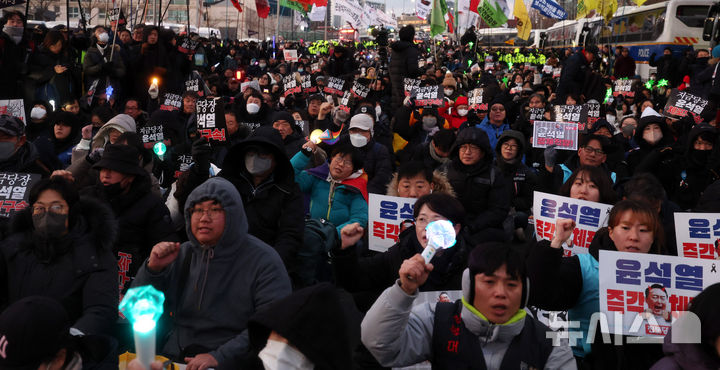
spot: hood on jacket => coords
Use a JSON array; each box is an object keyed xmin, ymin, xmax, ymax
[
  {"xmin": 685, "ymin": 123, "xmax": 718, "ymax": 167},
  {"xmin": 634, "ymin": 107, "xmax": 672, "ymax": 150},
  {"xmin": 450, "ymin": 127, "xmax": 492, "ymax": 160},
  {"xmin": 221, "ymin": 125, "xmax": 294, "ymax": 184},
  {"xmin": 184, "ymin": 177, "xmax": 247, "ymax": 254},
  {"xmin": 385, "ymin": 170, "xmax": 456, "ymax": 197},
  {"xmin": 248, "ymin": 283, "xmax": 362, "ymax": 370},
  {"xmin": 91, "ymin": 114, "xmax": 137, "ymax": 149},
  {"xmin": 494, "ymin": 129, "xmax": 525, "ymax": 158}
]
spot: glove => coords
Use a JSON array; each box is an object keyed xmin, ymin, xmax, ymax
[
  {"xmin": 544, "ymin": 145, "xmax": 558, "ymax": 168},
  {"xmin": 191, "ymin": 137, "xmax": 212, "ymax": 176},
  {"xmin": 148, "ymin": 83, "xmax": 159, "ymax": 99}
]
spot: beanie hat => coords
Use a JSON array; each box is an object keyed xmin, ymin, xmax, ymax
[
  {"xmin": 455, "ymin": 96, "xmax": 468, "ymax": 107},
  {"xmin": 442, "ymin": 73, "xmax": 457, "ymax": 88}
]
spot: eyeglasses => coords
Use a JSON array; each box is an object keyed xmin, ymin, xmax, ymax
[
  {"xmin": 333, "ymin": 157, "xmax": 353, "ymax": 167},
  {"xmin": 32, "ymin": 205, "xmax": 66, "ymax": 215},
  {"xmin": 190, "ymin": 207, "xmax": 225, "ymax": 219},
  {"xmin": 582, "ymin": 146, "xmax": 605, "ymax": 155},
  {"xmin": 501, "ymin": 143, "xmax": 519, "ymax": 150},
  {"xmin": 459, "ymin": 144, "xmax": 480, "ymax": 153}
]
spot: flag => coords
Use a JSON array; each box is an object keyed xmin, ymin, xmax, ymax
[
  {"xmin": 309, "ymin": 5, "xmax": 326, "ymax": 21},
  {"xmin": 281, "ymin": 0, "xmax": 310, "ymax": 13},
  {"xmin": 230, "ymin": 0, "xmax": 243, "ymax": 12},
  {"xmin": 255, "ymin": 0, "xmax": 270, "ymax": 18},
  {"xmin": 576, "ymin": 0, "xmax": 598, "ymax": 19},
  {"xmin": 430, "ymin": 0, "xmax": 447, "ymax": 36},
  {"xmin": 531, "ymin": 0, "xmax": 566, "ymax": 20},
  {"xmin": 514, "ymin": 0, "xmax": 530, "ymax": 40},
  {"xmin": 505, "ymin": 39, "xmax": 515, "ymax": 45},
  {"xmin": 598, "ymin": 0, "xmax": 617, "ymax": 23},
  {"xmin": 632, "ymin": 0, "xmax": 646, "ymax": 4},
  {"xmin": 478, "ymin": 0, "xmax": 508, "ymax": 28}
]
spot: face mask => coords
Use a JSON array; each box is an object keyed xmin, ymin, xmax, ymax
[
  {"xmin": 259, "ymin": 63, "xmax": 267, "ymax": 68},
  {"xmin": 606, "ymin": 114, "xmax": 616, "ymax": 126},
  {"xmin": 621, "ymin": 124, "xmax": 636, "ymax": 137},
  {"xmin": 32, "ymin": 212, "xmax": 68, "ymax": 239},
  {"xmin": 259, "ymin": 339, "xmax": 314, "ymax": 370},
  {"xmin": 247, "ymin": 103, "xmax": 261, "ymax": 114},
  {"xmin": 30, "ymin": 107, "xmax": 47, "ymax": 120},
  {"xmin": 98, "ymin": 32, "xmax": 109, "ymax": 44},
  {"xmin": 0, "ymin": 141, "xmax": 17, "ymax": 160},
  {"xmin": 643, "ymin": 129, "xmax": 663, "ymax": 145},
  {"xmin": 245, "ymin": 153, "xmax": 273, "ymax": 175},
  {"xmin": 444, "ymin": 89, "xmax": 454, "ymax": 96},
  {"xmin": 422, "ymin": 117, "xmax": 437, "ymax": 130},
  {"xmin": 279, "ymin": 97, "xmax": 286, "ymax": 106},
  {"xmin": 691, "ymin": 149, "xmax": 711, "ymax": 164},
  {"xmin": 3, "ymin": 26, "xmax": 22, "ymax": 44},
  {"xmin": 457, "ymin": 109, "xmax": 468, "ymax": 117},
  {"xmin": 375, "ymin": 105, "xmax": 382, "ymax": 118},
  {"xmin": 350, "ymin": 133, "xmax": 368, "ymax": 148},
  {"xmin": 103, "ymin": 182, "xmax": 125, "ymax": 197},
  {"xmin": 298, "ymin": 68, "xmax": 304, "ymax": 73}
]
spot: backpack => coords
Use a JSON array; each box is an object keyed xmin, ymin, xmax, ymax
[{"xmin": 297, "ymin": 218, "xmax": 337, "ymax": 288}]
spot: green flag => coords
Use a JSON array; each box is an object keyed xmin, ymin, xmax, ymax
[
  {"xmin": 430, "ymin": 0, "xmax": 447, "ymax": 37},
  {"xmin": 281, "ymin": 0, "xmax": 309, "ymax": 14},
  {"xmin": 478, "ymin": 0, "xmax": 507, "ymax": 28}
]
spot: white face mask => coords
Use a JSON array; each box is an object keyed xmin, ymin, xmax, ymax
[
  {"xmin": 98, "ymin": 32, "xmax": 109, "ymax": 44},
  {"xmin": 643, "ymin": 128, "xmax": 663, "ymax": 145},
  {"xmin": 245, "ymin": 153, "xmax": 273, "ymax": 175},
  {"xmin": 606, "ymin": 114, "xmax": 616, "ymax": 126},
  {"xmin": 350, "ymin": 133, "xmax": 368, "ymax": 148},
  {"xmin": 247, "ymin": 103, "xmax": 261, "ymax": 114},
  {"xmin": 444, "ymin": 89, "xmax": 454, "ymax": 96},
  {"xmin": 259, "ymin": 339, "xmax": 314, "ymax": 370},
  {"xmin": 30, "ymin": 107, "xmax": 47, "ymax": 120},
  {"xmin": 259, "ymin": 63, "xmax": 267, "ymax": 68},
  {"xmin": 375, "ymin": 105, "xmax": 382, "ymax": 119},
  {"xmin": 457, "ymin": 109, "xmax": 468, "ymax": 117},
  {"xmin": 422, "ymin": 117, "xmax": 437, "ymax": 131}
]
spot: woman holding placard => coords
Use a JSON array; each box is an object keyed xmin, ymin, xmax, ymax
[{"xmin": 527, "ymin": 199, "xmax": 665, "ymax": 369}]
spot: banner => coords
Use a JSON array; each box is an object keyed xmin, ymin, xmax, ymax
[
  {"xmin": 674, "ymin": 213, "xmax": 720, "ymax": 259},
  {"xmin": 195, "ymin": 98, "xmax": 227, "ymax": 144},
  {"xmin": 531, "ymin": 0, "xmax": 567, "ymax": 20},
  {"xmin": 599, "ymin": 250, "xmax": 720, "ymax": 337},
  {"xmin": 663, "ymin": 89, "xmax": 708, "ymax": 124},
  {"xmin": 369, "ymin": 194, "xmax": 417, "ymax": 252},
  {"xmin": 533, "ymin": 191, "xmax": 613, "ymax": 256},
  {"xmin": 333, "ymin": 0, "xmax": 365, "ymax": 28},
  {"xmin": 532, "ymin": 121, "xmax": 579, "ymax": 151},
  {"xmin": 0, "ymin": 172, "xmax": 39, "ymax": 219}
]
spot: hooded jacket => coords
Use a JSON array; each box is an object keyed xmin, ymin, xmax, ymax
[
  {"xmin": 360, "ymin": 276, "xmax": 575, "ymax": 369},
  {"xmin": 219, "ymin": 126, "xmax": 304, "ymax": 277},
  {"xmin": 290, "ymin": 151, "xmax": 369, "ymax": 236},
  {"xmin": 666, "ymin": 124, "xmax": 720, "ymax": 210},
  {"xmin": 389, "ymin": 40, "xmax": 421, "ymax": 111},
  {"xmin": 0, "ymin": 197, "xmax": 118, "ymax": 336},
  {"xmin": 624, "ymin": 108, "xmax": 675, "ymax": 181},
  {"xmin": 493, "ymin": 130, "xmax": 537, "ymax": 213},
  {"xmin": 133, "ymin": 177, "xmax": 291, "ymax": 368},
  {"xmin": 446, "ymin": 127, "xmax": 510, "ymax": 240}
]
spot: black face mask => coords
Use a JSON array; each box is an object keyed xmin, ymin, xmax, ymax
[
  {"xmin": 691, "ymin": 149, "xmax": 711, "ymax": 165},
  {"xmin": 32, "ymin": 212, "xmax": 68, "ymax": 239},
  {"xmin": 103, "ymin": 182, "xmax": 125, "ymax": 197}
]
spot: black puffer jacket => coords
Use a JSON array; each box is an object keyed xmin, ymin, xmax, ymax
[
  {"xmin": 622, "ymin": 110, "xmax": 675, "ymax": 182},
  {"xmin": 80, "ymin": 173, "xmax": 178, "ymax": 295},
  {"xmin": 0, "ymin": 197, "xmax": 118, "ymax": 336},
  {"xmin": 665, "ymin": 124, "xmax": 720, "ymax": 210},
  {"xmin": 389, "ymin": 40, "xmax": 420, "ymax": 111},
  {"xmin": 219, "ymin": 126, "xmax": 304, "ymax": 278},
  {"xmin": 446, "ymin": 127, "xmax": 510, "ymax": 243},
  {"xmin": 493, "ymin": 130, "xmax": 537, "ymax": 213}
]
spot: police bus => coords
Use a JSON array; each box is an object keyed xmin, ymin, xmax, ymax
[{"xmin": 545, "ymin": 0, "xmax": 713, "ymax": 78}]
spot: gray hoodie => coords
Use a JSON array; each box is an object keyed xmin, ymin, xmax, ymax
[{"xmin": 133, "ymin": 177, "xmax": 291, "ymax": 368}]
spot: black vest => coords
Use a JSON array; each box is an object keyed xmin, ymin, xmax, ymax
[{"xmin": 431, "ymin": 301, "xmax": 554, "ymax": 370}]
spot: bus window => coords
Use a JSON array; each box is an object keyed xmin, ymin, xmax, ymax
[{"xmin": 677, "ymin": 5, "xmax": 710, "ymax": 28}]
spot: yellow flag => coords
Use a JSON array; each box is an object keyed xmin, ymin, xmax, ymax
[
  {"xmin": 514, "ymin": 0, "xmax": 531, "ymax": 40},
  {"xmin": 577, "ymin": 0, "xmax": 599, "ymax": 19},
  {"xmin": 633, "ymin": 0, "xmax": 646, "ymax": 5},
  {"xmin": 598, "ymin": 0, "xmax": 617, "ymax": 23}
]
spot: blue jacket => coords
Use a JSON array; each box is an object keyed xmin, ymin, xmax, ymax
[
  {"xmin": 476, "ymin": 117, "xmax": 511, "ymax": 155},
  {"xmin": 291, "ymin": 152, "xmax": 369, "ymax": 235}
]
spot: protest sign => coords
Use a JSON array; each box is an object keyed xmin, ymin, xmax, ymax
[
  {"xmin": 337, "ymin": 91, "xmax": 354, "ymax": 114},
  {"xmin": 484, "ymin": 62, "xmax": 494, "ymax": 71},
  {"xmin": 241, "ymin": 80, "xmax": 261, "ymax": 94},
  {"xmin": 403, "ymin": 78, "xmax": 421, "ymax": 97},
  {"xmin": 107, "ymin": 7, "xmax": 121, "ymax": 21},
  {"xmin": 86, "ymin": 79, "xmax": 99, "ymax": 106},
  {"xmin": 283, "ymin": 75, "xmax": 301, "ymax": 97},
  {"xmin": 613, "ymin": 79, "xmax": 634, "ymax": 97},
  {"xmin": 581, "ymin": 103, "xmax": 601, "ymax": 131},
  {"xmin": 528, "ymin": 107, "xmax": 545, "ymax": 122},
  {"xmin": 533, "ymin": 191, "xmax": 613, "ymax": 256},
  {"xmin": 160, "ymin": 93, "xmax": 182, "ymax": 111},
  {"xmin": 664, "ymin": 89, "xmax": 709, "ymax": 124},
  {"xmin": 178, "ymin": 37, "xmax": 199, "ymax": 54},
  {"xmin": 283, "ymin": 49, "xmax": 298, "ymax": 62},
  {"xmin": 554, "ymin": 104, "xmax": 583, "ymax": 124},
  {"xmin": 311, "ymin": 62, "xmax": 321, "ymax": 73},
  {"xmin": 412, "ymin": 86, "xmax": 443, "ymax": 108},
  {"xmin": 174, "ymin": 154, "xmax": 194, "ymax": 178},
  {"xmin": 0, "ymin": 100, "xmax": 26, "ymax": 123},
  {"xmin": 369, "ymin": 194, "xmax": 417, "ymax": 252},
  {"xmin": 139, "ymin": 125, "xmax": 164, "ymax": 149},
  {"xmin": 599, "ymin": 250, "xmax": 720, "ymax": 337},
  {"xmin": 674, "ymin": 213, "xmax": 720, "ymax": 259},
  {"xmin": 542, "ymin": 65, "xmax": 553, "ymax": 74},
  {"xmin": 532, "ymin": 121, "xmax": 579, "ymax": 151},
  {"xmin": 0, "ymin": 172, "xmax": 39, "ymax": 219},
  {"xmin": 468, "ymin": 88, "xmax": 488, "ymax": 111},
  {"xmin": 185, "ymin": 78, "xmax": 200, "ymax": 93},
  {"xmin": 415, "ymin": 0, "xmax": 431, "ymax": 20},
  {"xmin": 351, "ymin": 78, "xmax": 371, "ymax": 99},
  {"xmin": 301, "ymin": 75, "xmax": 317, "ymax": 94},
  {"xmin": 324, "ymin": 77, "xmax": 346, "ymax": 96},
  {"xmin": 195, "ymin": 98, "xmax": 227, "ymax": 144},
  {"xmin": 553, "ymin": 68, "xmax": 561, "ymax": 78}
]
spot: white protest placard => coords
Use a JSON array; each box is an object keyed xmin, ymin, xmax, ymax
[
  {"xmin": 674, "ymin": 213, "xmax": 720, "ymax": 259},
  {"xmin": 599, "ymin": 250, "xmax": 720, "ymax": 337},
  {"xmin": 415, "ymin": 0, "xmax": 431, "ymax": 20},
  {"xmin": 0, "ymin": 100, "xmax": 26, "ymax": 123},
  {"xmin": 613, "ymin": 79, "xmax": 634, "ymax": 97},
  {"xmin": 531, "ymin": 121, "xmax": 579, "ymax": 151},
  {"xmin": 468, "ymin": 88, "xmax": 487, "ymax": 111},
  {"xmin": 283, "ymin": 49, "xmax": 298, "ymax": 62},
  {"xmin": 533, "ymin": 191, "xmax": 613, "ymax": 256},
  {"xmin": 369, "ymin": 193, "xmax": 417, "ymax": 252},
  {"xmin": 403, "ymin": 78, "xmax": 421, "ymax": 96}
]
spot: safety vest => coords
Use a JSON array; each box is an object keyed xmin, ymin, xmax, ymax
[{"xmin": 431, "ymin": 301, "xmax": 554, "ymax": 370}]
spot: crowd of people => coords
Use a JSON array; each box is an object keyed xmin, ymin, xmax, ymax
[{"xmin": 3, "ymin": 7, "xmax": 720, "ymax": 369}]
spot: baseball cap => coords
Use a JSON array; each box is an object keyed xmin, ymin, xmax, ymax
[
  {"xmin": 349, "ymin": 113, "xmax": 374, "ymax": 135},
  {"xmin": 0, "ymin": 115, "xmax": 24, "ymax": 137},
  {"xmin": 0, "ymin": 296, "xmax": 70, "ymax": 369}
]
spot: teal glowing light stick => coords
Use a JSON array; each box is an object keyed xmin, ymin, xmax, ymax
[
  {"xmin": 420, "ymin": 220, "xmax": 456, "ymax": 263},
  {"xmin": 153, "ymin": 142, "xmax": 167, "ymax": 160},
  {"xmin": 119, "ymin": 285, "xmax": 165, "ymax": 367}
]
